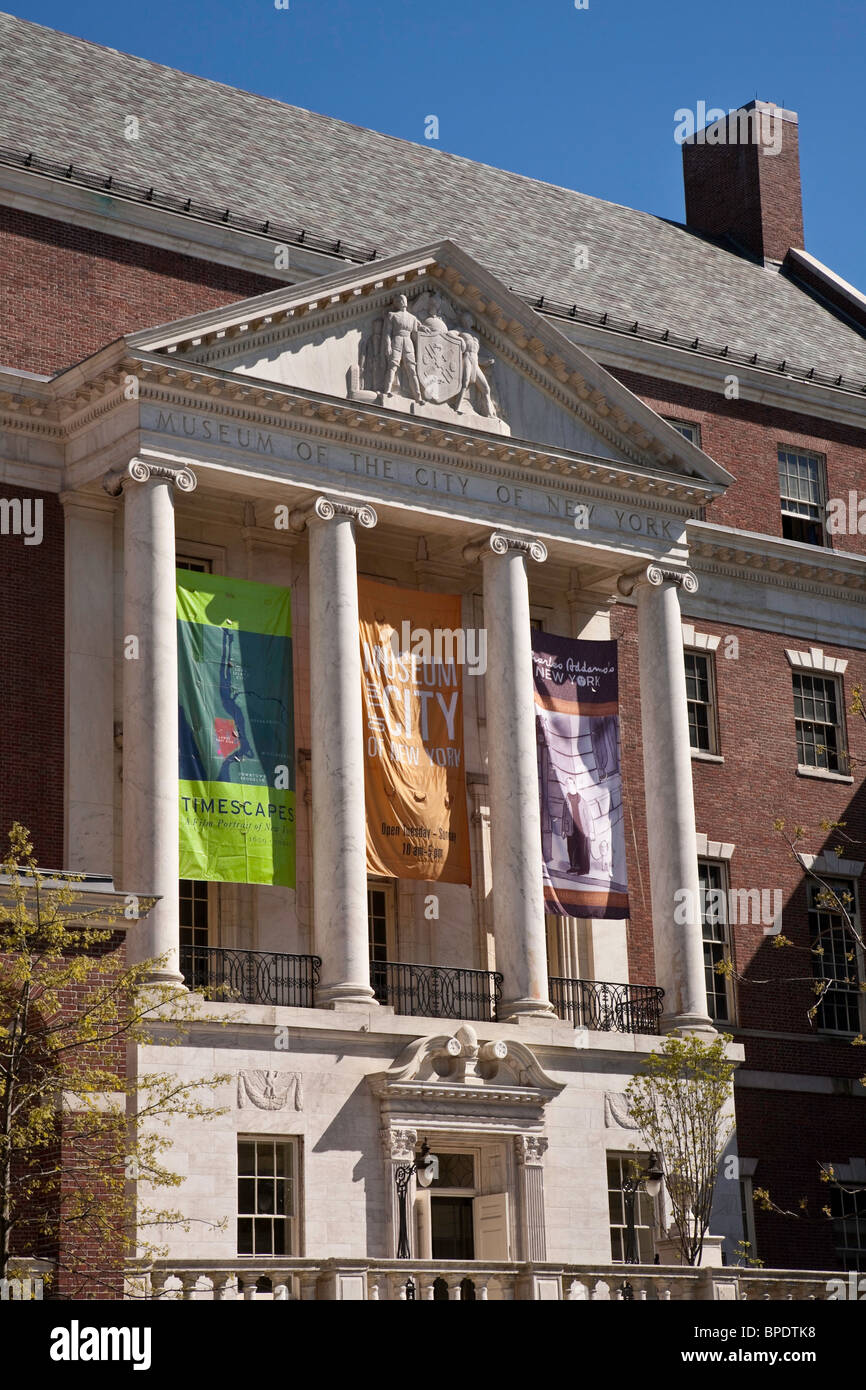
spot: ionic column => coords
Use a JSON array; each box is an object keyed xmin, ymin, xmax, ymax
[
  {"xmin": 465, "ymin": 532, "xmax": 553, "ymax": 1019},
  {"xmin": 105, "ymin": 459, "xmax": 197, "ymax": 983},
  {"xmin": 290, "ymin": 496, "xmax": 378, "ymax": 1008},
  {"xmin": 515, "ymin": 1134, "xmax": 549, "ymax": 1261},
  {"xmin": 61, "ymin": 490, "xmax": 117, "ymax": 875},
  {"xmin": 619, "ymin": 563, "xmax": 712, "ymax": 1032}
]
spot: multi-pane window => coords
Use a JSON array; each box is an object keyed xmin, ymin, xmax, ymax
[
  {"xmin": 237, "ymin": 1139, "xmax": 297, "ymax": 1256},
  {"xmin": 367, "ymin": 882, "xmax": 392, "ymax": 962},
  {"xmin": 179, "ymin": 879, "xmax": 209, "ymax": 990},
  {"xmin": 829, "ymin": 1186, "xmax": 866, "ymax": 1271},
  {"xmin": 698, "ymin": 860, "xmax": 733, "ymax": 1022},
  {"xmin": 607, "ymin": 1153, "xmax": 655, "ymax": 1263},
  {"xmin": 778, "ymin": 448, "xmax": 826, "ymax": 546},
  {"xmin": 809, "ymin": 879, "xmax": 863, "ymax": 1034},
  {"xmin": 666, "ymin": 419, "xmax": 701, "ymax": 447},
  {"xmin": 793, "ymin": 672, "xmax": 845, "ymax": 772},
  {"xmin": 176, "ymin": 554, "xmax": 212, "ymax": 573},
  {"xmin": 685, "ymin": 650, "xmax": 718, "ymax": 754}
]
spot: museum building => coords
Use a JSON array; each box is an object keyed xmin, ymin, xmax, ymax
[{"xmin": 1, "ymin": 13, "xmax": 865, "ymax": 1297}]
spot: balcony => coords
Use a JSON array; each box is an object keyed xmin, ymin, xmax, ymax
[
  {"xmin": 549, "ymin": 977, "xmax": 664, "ymax": 1035},
  {"xmin": 180, "ymin": 945, "xmax": 320, "ymax": 1009},
  {"xmin": 371, "ymin": 960, "xmax": 502, "ymax": 1022},
  {"xmin": 180, "ymin": 947, "xmax": 661, "ymax": 1035}
]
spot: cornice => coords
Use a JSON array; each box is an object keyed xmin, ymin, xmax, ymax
[
  {"xmin": 565, "ymin": 323, "xmax": 866, "ymax": 433},
  {"xmin": 687, "ymin": 520, "xmax": 866, "ymax": 599},
  {"xmin": 127, "ymin": 361, "xmax": 714, "ymax": 511}
]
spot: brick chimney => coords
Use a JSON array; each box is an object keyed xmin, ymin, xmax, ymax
[{"xmin": 682, "ymin": 100, "xmax": 804, "ymax": 262}]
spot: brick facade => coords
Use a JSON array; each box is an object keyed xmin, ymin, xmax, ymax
[
  {"xmin": 0, "ymin": 483, "xmax": 64, "ymax": 869},
  {"xmin": 0, "ymin": 206, "xmax": 278, "ymax": 377}
]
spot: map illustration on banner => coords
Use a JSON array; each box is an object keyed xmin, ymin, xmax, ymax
[
  {"xmin": 531, "ymin": 632, "xmax": 628, "ymax": 918},
  {"xmin": 360, "ymin": 577, "xmax": 471, "ymax": 884},
  {"xmin": 177, "ymin": 569, "xmax": 295, "ymax": 886}
]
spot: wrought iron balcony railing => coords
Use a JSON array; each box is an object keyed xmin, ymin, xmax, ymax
[
  {"xmin": 180, "ymin": 945, "xmax": 320, "ymax": 1009},
  {"xmin": 370, "ymin": 959, "xmax": 503, "ymax": 1023},
  {"xmin": 549, "ymin": 977, "xmax": 664, "ymax": 1035}
]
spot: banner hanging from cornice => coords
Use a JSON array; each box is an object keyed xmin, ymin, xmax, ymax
[
  {"xmin": 532, "ymin": 632, "xmax": 628, "ymax": 918},
  {"xmin": 360, "ymin": 577, "xmax": 471, "ymax": 884},
  {"xmin": 177, "ymin": 570, "xmax": 295, "ymax": 886}
]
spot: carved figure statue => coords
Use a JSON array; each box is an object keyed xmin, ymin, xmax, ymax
[
  {"xmin": 383, "ymin": 293, "xmax": 422, "ymax": 400},
  {"xmin": 452, "ymin": 312, "xmax": 498, "ymax": 418}
]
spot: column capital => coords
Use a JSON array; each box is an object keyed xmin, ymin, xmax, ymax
[
  {"xmin": 617, "ymin": 563, "xmax": 698, "ymax": 598},
  {"xmin": 103, "ymin": 458, "xmax": 197, "ymax": 497},
  {"xmin": 462, "ymin": 531, "xmax": 548, "ymax": 565},
  {"xmin": 380, "ymin": 1126, "xmax": 418, "ymax": 1162},
  {"xmin": 514, "ymin": 1134, "xmax": 549, "ymax": 1167},
  {"xmin": 289, "ymin": 494, "xmax": 377, "ymax": 532}
]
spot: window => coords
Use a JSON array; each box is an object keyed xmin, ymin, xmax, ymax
[
  {"xmin": 685, "ymin": 650, "xmax": 719, "ymax": 754},
  {"xmin": 237, "ymin": 1139, "xmax": 298, "ymax": 1256},
  {"xmin": 607, "ymin": 1152, "xmax": 655, "ymax": 1263},
  {"xmin": 698, "ymin": 860, "xmax": 733, "ymax": 1023},
  {"xmin": 666, "ymin": 419, "xmax": 701, "ymax": 447},
  {"xmin": 179, "ymin": 879, "xmax": 210, "ymax": 990},
  {"xmin": 809, "ymin": 879, "xmax": 864, "ymax": 1034},
  {"xmin": 778, "ymin": 448, "xmax": 826, "ymax": 546},
  {"xmin": 793, "ymin": 672, "xmax": 845, "ymax": 772},
  {"xmin": 829, "ymin": 1185, "xmax": 866, "ymax": 1271},
  {"xmin": 367, "ymin": 880, "xmax": 395, "ymax": 963},
  {"xmin": 429, "ymin": 1151, "xmax": 478, "ymax": 1261}
]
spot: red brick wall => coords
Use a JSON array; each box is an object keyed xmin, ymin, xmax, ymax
[
  {"xmin": 736, "ymin": 1087, "xmax": 862, "ymax": 1272},
  {"xmin": 613, "ymin": 367, "xmax": 866, "ymax": 554},
  {"xmin": 614, "ymin": 602, "xmax": 866, "ymax": 1060},
  {"xmin": 0, "ymin": 206, "xmax": 279, "ymax": 376},
  {"xmin": 0, "ymin": 484, "xmax": 64, "ymax": 868}
]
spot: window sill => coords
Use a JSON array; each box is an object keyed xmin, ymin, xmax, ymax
[
  {"xmin": 691, "ymin": 750, "xmax": 724, "ymax": 764},
  {"xmin": 796, "ymin": 765, "xmax": 854, "ymax": 785}
]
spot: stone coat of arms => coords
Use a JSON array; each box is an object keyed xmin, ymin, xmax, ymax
[{"xmin": 350, "ymin": 290, "xmax": 509, "ymax": 434}]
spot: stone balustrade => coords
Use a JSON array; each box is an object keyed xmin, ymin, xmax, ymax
[{"xmin": 126, "ymin": 1258, "xmax": 838, "ymax": 1302}]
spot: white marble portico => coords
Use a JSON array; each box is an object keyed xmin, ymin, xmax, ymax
[{"xmin": 28, "ymin": 239, "xmax": 734, "ymax": 1025}]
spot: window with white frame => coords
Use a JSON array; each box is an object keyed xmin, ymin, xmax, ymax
[
  {"xmin": 778, "ymin": 447, "xmax": 826, "ymax": 546},
  {"xmin": 237, "ymin": 1138, "xmax": 298, "ymax": 1257},
  {"xmin": 666, "ymin": 419, "xmax": 701, "ymax": 448},
  {"xmin": 685, "ymin": 649, "xmax": 719, "ymax": 754},
  {"xmin": 698, "ymin": 859, "xmax": 733, "ymax": 1023},
  {"xmin": 829, "ymin": 1184, "xmax": 866, "ymax": 1271},
  {"xmin": 793, "ymin": 671, "xmax": 846, "ymax": 772},
  {"xmin": 809, "ymin": 879, "xmax": 864, "ymax": 1035},
  {"xmin": 607, "ymin": 1152, "xmax": 655, "ymax": 1263}
]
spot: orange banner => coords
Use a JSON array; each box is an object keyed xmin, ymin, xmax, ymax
[{"xmin": 360, "ymin": 577, "xmax": 471, "ymax": 884}]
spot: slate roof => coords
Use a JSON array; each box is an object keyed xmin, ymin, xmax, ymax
[{"xmin": 3, "ymin": 11, "xmax": 866, "ymax": 380}]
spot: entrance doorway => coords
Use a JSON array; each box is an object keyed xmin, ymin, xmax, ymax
[{"xmin": 431, "ymin": 1196, "xmax": 474, "ymax": 1260}]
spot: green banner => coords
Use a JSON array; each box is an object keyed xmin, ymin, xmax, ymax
[{"xmin": 177, "ymin": 569, "xmax": 295, "ymax": 886}]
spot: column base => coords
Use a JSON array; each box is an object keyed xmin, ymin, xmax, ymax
[
  {"xmin": 316, "ymin": 982, "xmax": 379, "ymax": 1011},
  {"xmin": 139, "ymin": 969, "xmax": 187, "ymax": 990},
  {"xmin": 661, "ymin": 1012, "xmax": 716, "ymax": 1037},
  {"xmin": 499, "ymin": 996, "xmax": 556, "ymax": 1022}
]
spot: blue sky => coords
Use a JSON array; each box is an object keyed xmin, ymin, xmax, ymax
[{"xmin": 8, "ymin": 0, "xmax": 866, "ymax": 288}]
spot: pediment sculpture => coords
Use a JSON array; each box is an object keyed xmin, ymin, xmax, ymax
[{"xmin": 350, "ymin": 291, "xmax": 511, "ymax": 435}]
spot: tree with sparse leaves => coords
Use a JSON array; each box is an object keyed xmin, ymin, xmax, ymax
[
  {"xmin": 625, "ymin": 1032, "xmax": 736, "ymax": 1267},
  {"xmin": 0, "ymin": 823, "xmax": 230, "ymax": 1297}
]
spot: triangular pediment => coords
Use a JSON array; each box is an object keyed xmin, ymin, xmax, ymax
[{"xmin": 126, "ymin": 240, "xmax": 733, "ymax": 488}]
